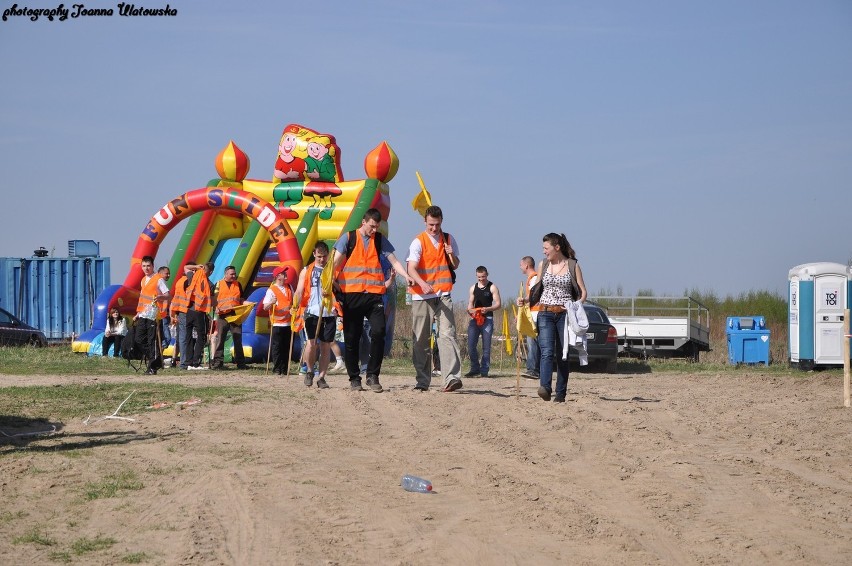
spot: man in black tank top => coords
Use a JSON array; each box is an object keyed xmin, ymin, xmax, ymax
[{"xmin": 465, "ymin": 266, "xmax": 502, "ymax": 377}]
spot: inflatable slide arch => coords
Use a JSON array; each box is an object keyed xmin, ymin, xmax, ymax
[{"xmin": 72, "ymin": 127, "xmax": 400, "ymax": 363}]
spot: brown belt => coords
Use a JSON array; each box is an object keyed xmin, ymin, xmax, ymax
[{"xmin": 539, "ymin": 305, "xmax": 566, "ymax": 313}]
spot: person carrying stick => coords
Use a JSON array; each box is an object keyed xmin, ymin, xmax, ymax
[
  {"xmin": 518, "ymin": 256, "xmax": 541, "ymax": 380},
  {"xmin": 134, "ymin": 255, "xmax": 170, "ymax": 375},
  {"xmin": 209, "ymin": 266, "xmax": 248, "ymax": 370},
  {"xmin": 292, "ymin": 242, "xmax": 337, "ymax": 389},
  {"xmin": 406, "ymin": 205, "xmax": 463, "ymax": 392},
  {"xmin": 262, "ymin": 266, "xmax": 295, "ymax": 376}
]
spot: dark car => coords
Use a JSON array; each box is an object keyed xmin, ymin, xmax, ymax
[
  {"xmin": 0, "ymin": 307, "xmax": 48, "ymax": 347},
  {"xmin": 569, "ymin": 302, "xmax": 618, "ymax": 373}
]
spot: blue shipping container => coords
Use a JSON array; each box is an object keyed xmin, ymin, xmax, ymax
[{"xmin": 0, "ymin": 257, "xmax": 111, "ymax": 341}]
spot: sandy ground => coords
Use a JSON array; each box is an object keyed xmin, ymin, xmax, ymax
[{"xmin": 1, "ymin": 368, "xmax": 851, "ymax": 565}]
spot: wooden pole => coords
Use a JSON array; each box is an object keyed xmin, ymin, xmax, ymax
[
  {"xmin": 844, "ymin": 308, "xmax": 850, "ymax": 408},
  {"xmin": 515, "ymin": 330, "xmax": 526, "ymax": 399},
  {"xmin": 307, "ymin": 314, "xmax": 323, "ymax": 376},
  {"xmin": 286, "ymin": 323, "xmax": 296, "ymax": 379},
  {"xmin": 516, "ymin": 347, "xmax": 521, "ymax": 399},
  {"xmin": 265, "ymin": 305, "xmax": 274, "ymax": 376}
]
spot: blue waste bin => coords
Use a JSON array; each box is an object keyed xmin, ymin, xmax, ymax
[{"xmin": 726, "ymin": 316, "xmax": 770, "ymax": 365}]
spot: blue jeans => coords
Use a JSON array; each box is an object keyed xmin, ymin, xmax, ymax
[
  {"xmin": 160, "ymin": 318, "xmax": 172, "ymax": 350},
  {"xmin": 467, "ymin": 316, "xmax": 493, "ymax": 375},
  {"xmin": 537, "ymin": 311, "xmax": 570, "ymax": 397},
  {"xmin": 177, "ymin": 312, "xmax": 190, "ymax": 368},
  {"xmin": 172, "ymin": 312, "xmax": 186, "ymax": 365},
  {"xmin": 525, "ymin": 335, "xmax": 540, "ymax": 375}
]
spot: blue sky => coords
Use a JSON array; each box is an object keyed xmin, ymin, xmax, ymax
[{"xmin": 1, "ymin": 0, "xmax": 850, "ymax": 300}]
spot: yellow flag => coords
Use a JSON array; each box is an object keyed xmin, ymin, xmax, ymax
[
  {"xmin": 320, "ymin": 248, "xmax": 335, "ymax": 313},
  {"xmin": 502, "ymin": 309, "xmax": 513, "ymax": 355},
  {"xmin": 517, "ymin": 304, "xmax": 537, "ymax": 338},
  {"xmin": 411, "ymin": 171, "xmax": 433, "ymax": 216},
  {"xmin": 224, "ymin": 302, "xmax": 256, "ymax": 324},
  {"xmin": 300, "ymin": 216, "xmax": 320, "ymax": 265}
]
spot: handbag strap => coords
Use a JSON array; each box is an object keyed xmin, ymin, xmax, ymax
[
  {"xmin": 537, "ymin": 259, "xmax": 548, "ymax": 282},
  {"xmin": 567, "ymin": 258, "xmax": 581, "ymax": 299}
]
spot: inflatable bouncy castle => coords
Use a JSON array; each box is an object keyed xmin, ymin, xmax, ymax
[{"xmin": 72, "ymin": 123, "xmax": 399, "ymax": 362}]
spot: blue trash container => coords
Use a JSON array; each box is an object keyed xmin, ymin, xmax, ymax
[{"xmin": 726, "ymin": 316, "xmax": 770, "ymax": 366}]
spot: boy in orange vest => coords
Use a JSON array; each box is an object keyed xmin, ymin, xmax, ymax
[
  {"xmin": 262, "ymin": 265, "xmax": 295, "ymax": 375},
  {"xmin": 292, "ymin": 242, "xmax": 336, "ymax": 388},
  {"xmin": 406, "ymin": 205, "xmax": 463, "ymax": 392},
  {"xmin": 518, "ymin": 256, "xmax": 541, "ymax": 379},
  {"xmin": 332, "ymin": 208, "xmax": 413, "ymax": 392},
  {"xmin": 184, "ymin": 262, "xmax": 214, "ymax": 370},
  {"xmin": 210, "ymin": 265, "xmax": 248, "ymax": 370},
  {"xmin": 134, "ymin": 255, "xmax": 170, "ymax": 375},
  {"xmin": 170, "ymin": 263, "xmax": 193, "ymax": 369}
]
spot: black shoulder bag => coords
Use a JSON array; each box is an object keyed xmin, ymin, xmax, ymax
[{"xmin": 528, "ymin": 260, "xmax": 547, "ymax": 307}]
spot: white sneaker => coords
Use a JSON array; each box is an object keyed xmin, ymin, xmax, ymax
[
  {"xmin": 332, "ymin": 360, "xmax": 345, "ymax": 373},
  {"xmin": 188, "ymin": 365, "xmax": 208, "ymax": 371}
]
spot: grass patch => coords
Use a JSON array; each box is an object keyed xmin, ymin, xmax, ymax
[
  {"xmin": 0, "ymin": 510, "xmax": 27, "ymax": 523},
  {"xmin": 0, "ymin": 345, "xmax": 134, "ymax": 375},
  {"xmin": 62, "ymin": 449, "xmax": 92, "ymax": 459},
  {"xmin": 0, "ymin": 333, "xmax": 838, "ymax": 387},
  {"xmin": 615, "ymin": 357, "xmax": 836, "ymax": 376},
  {"xmin": 122, "ymin": 552, "xmax": 151, "ymax": 563},
  {"xmin": 48, "ymin": 550, "xmax": 72, "ymax": 563},
  {"xmin": 83, "ymin": 470, "xmax": 144, "ymax": 500},
  {"xmin": 146, "ymin": 464, "xmax": 183, "ymax": 476},
  {"xmin": 13, "ymin": 528, "xmax": 56, "ymax": 546},
  {"xmin": 71, "ymin": 534, "xmax": 117, "ymax": 554},
  {"xmin": 0, "ymin": 382, "xmax": 256, "ymax": 422}
]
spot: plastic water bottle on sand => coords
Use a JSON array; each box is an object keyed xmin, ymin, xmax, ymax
[{"xmin": 401, "ymin": 475, "xmax": 432, "ymax": 493}]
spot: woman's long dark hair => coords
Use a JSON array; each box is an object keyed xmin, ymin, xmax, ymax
[
  {"xmin": 542, "ymin": 233, "xmax": 576, "ymax": 261},
  {"xmin": 107, "ymin": 309, "xmax": 120, "ymax": 330}
]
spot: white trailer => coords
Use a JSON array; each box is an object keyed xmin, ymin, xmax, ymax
[{"xmin": 590, "ymin": 296, "xmax": 711, "ymax": 361}]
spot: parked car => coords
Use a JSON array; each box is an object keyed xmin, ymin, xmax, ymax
[
  {"xmin": 569, "ymin": 302, "xmax": 618, "ymax": 373},
  {"xmin": 0, "ymin": 307, "xmax": 48, "ymax": 347}
]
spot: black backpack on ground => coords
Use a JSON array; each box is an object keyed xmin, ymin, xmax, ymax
[{"xmin": 121, "ymin": 321, "xmax": 145, "ymax": 371}]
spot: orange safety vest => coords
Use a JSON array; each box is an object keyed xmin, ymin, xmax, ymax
[
  {"xmin": 339, "ymin": 232, "xmax": 385, "ymax": 294},
  {"xmin": 136, "ymin": 273, "xmax": 163, "ymax": 316},
  {"xmin": 298, "ymin": 264, "xmax": 337, "ymax": 313},
  {"xmin": 412, "ymin": 232, "xmax": 453, "ymax": 295},
  {"xmin": 157, "ymin": 298, "xmax": 169, "ymax": 320},
  {"xmin": 526, "ymin": 272, "xmax": 541, "ymax": 313},
  {"xmin": 269, "ymin": 285, "xmax": 293, "ymax": 325},
  {"xmin": 188, "ymin": 269, "xmax": 212, "ymax": 314},
  {"xmin": 170, "ymin": 275, "xmax": 190, "ymax": 315},
  {"xmin": 298, "ymin": 264, "xmax": 315, "ymax": 309},
  {"xmin": 216, "ymin": 279, "xmax": 242, "ymax": 315}
]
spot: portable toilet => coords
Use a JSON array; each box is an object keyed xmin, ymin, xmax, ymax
[{"xmin": 788, "ymin": 262, "xmax": 848, "ymax": 370}]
